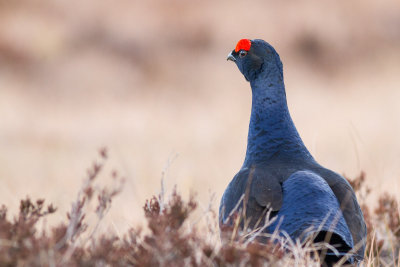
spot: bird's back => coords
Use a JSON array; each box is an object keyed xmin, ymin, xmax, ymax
[
  {"xmin": 268, "ymin": 170, "xmax": 355, "ymax": 264},
  {"xmin": 219, "ymin": 162, "xmax": 366, "ymax": 260}
]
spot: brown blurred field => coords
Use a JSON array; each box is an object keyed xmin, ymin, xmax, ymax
[{"xmin": 1, "ymin": 0, "xmax": 400, "ymax": 235}]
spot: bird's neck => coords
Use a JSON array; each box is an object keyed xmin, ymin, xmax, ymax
[{"xmin": 243, "ymin": 68, "xmax": 313, "ymax": 168}]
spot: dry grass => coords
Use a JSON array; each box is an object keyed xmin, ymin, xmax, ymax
[{"xmin": 0, "ymin": 150, "xmax": 398, "ymax": 266}]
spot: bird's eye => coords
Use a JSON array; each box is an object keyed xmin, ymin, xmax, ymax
[{"xmin": 239, "ymin": 50, "xmax": 247, "ymax": 58}]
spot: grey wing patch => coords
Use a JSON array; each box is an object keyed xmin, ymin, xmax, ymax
[{"xmin": 251, "ymin": 169, "xmax": 283, "ymax": 211}]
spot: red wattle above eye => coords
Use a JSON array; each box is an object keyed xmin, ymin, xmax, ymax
[{"xmin": 235, "ymin": 39, "xmax": 251, "ymax": 52}]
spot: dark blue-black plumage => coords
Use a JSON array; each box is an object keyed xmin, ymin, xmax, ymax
[
  {"xmin": 220, "ymin": 39, "xmax": 366, "ymax": 263},
  {"xmin": 268, "ymin": 171, "xmax": 354, "ymax": 264}
]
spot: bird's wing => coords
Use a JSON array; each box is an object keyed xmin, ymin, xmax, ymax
[
  {"xmin": 316, "ymin": 167, "xmax": 367, "ymax": 259},
  {"xmin": 328, "ymin": 177, "xmax": 367, "ymax": 257},
  {"xmin": 250, "ymin": 168, "xmax": 283, "ymax": 211},
  {"xmin": 274, "ymin": 171, "xmax": 355, "ymax": 249}
]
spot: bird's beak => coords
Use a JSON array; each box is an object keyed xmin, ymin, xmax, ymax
[{"xmin": 226, "ymin": 51, "xmax": 236, "ymax": 62}]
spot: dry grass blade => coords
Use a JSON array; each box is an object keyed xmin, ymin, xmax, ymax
[{"xmin": 0, "ymin": 155, "xmax": 398, "ymax": 267}]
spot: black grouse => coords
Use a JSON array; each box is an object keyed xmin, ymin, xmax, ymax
[{"xmin": 219, "ymin": 39, "xmax": 367, "ymax": 263}]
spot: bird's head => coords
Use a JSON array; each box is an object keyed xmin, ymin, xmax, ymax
[{"xmin": 227, "ymin": 39, "xmax": 283, "ymax": 82}]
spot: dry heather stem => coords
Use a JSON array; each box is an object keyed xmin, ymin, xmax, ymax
[{"xmin": 0, "ymin": 151, "xmax": 398, "ymax": 267}]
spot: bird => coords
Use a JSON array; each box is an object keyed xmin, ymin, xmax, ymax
[{"xmin": 219, "ymin": 39, "xmax": 367, "ymax": 264}]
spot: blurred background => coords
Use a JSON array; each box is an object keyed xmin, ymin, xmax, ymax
[{"xmin": 1, "ymin": 0, "xmax": 400, "ymax": 234}]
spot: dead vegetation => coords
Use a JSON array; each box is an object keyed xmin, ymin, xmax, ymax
[{"xmin": 0, "ymin": 150, "xmax": 398, "ymax": 266}]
